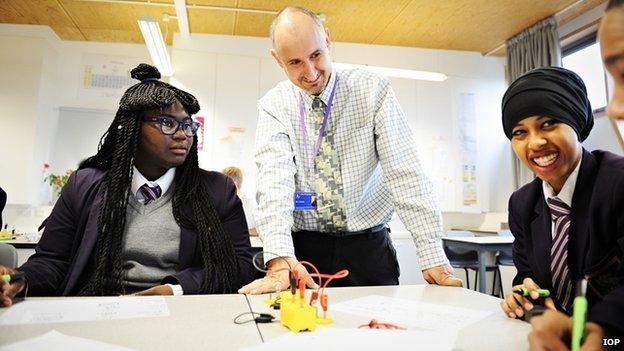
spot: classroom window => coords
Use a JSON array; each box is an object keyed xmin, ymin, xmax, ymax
[{"xmin": 562, "ymin": 33, "xmax": 608, "ymax": 113}]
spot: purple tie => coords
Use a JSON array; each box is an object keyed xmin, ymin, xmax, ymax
[
  {"xmin": 139, "ymin": 183, "xmax": 162, "ymax": 205},
  {"xmin": 546, "ymin": 197, "xmax": 574, "ymax": 312}
]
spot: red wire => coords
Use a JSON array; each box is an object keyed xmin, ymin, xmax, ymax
[
  {"xmin": 297, "ymin": 260, "xmax": 323, "ymax": 288},
  {"xmin": 318, "ymin": 269, "xmax": 349, "ymax": 298},
  {"xmin": 358, "ymin": 319, "xmax": 406, "ymax": 330},
  {"xmin": 291, "ymin": 260, "xmax": 350, "ymax": 309}
]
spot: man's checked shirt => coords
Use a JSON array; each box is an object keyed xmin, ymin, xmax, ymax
[{"xmin": 254, "ymin": 68, "xmax": 449, "ymax": 269}]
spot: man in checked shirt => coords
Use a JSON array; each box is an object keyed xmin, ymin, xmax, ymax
[{"xmin": 239, "ymin": 6, "xmax": 462, "ymax": 294}]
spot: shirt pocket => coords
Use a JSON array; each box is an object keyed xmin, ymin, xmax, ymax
[{"xmin": 341, "ymin": 123, "xmax": 374, "ymax": 146}]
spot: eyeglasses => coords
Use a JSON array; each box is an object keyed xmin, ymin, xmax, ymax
[{"xmin": 143, "ymin": 116, "xmax": 201, "ymax": 137}]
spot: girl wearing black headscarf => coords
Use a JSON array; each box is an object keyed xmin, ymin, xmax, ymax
[{"xmin": 500, "ymin": 66, "xmax": 624, "ymax": 346}]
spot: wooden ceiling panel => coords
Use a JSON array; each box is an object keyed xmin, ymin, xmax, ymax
[
  {"xmin": 59, "ymin": 1, "xmax": 168, "ymax": 31},
  {"xmin": 80, "ymin": 27, "xmax": 143, "ymax": 42},
  {"xmin": 0, "ymin": 0, "xmax": 609, "ymax": 54},
  {"xmin": 0, "ymin": 0, "xmax": 74, "ymax": 26},
  {"xmin": 234, "ymin": 0, "xmax": 413, "ymax": 43},
  {"xmin": 0, "ymin": 2, "xmax": 24, "ymax": 23},
  {"xmin": 184, "ymin": 0, "xmax": 237, "ymax": 35},
  {"xmin": 187, "ymin": 9, "xmax": 236, "ymax": 35},
  {"xmin": 232, "ymin": 12, "xmax": 272, "ymax": 38},
  {"xmin": 371, "ymin": 0, "xmax": 575, "ymax": 52},
  {"xmin": 185, "ymin": 0, "xmax": 237, "ymax": 5},
  {"xmin": 60, "ymin": 0, "xmax": 182, "ymax": 43},
  {"xmin": 317, "ymin": 0, "xmax": 413, "ymax": 44}
]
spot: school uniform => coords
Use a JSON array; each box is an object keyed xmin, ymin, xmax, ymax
[
  {"xmin": 18, "ymin": 167, "xmax": 255, "ymax": 295},
  {"xmin": 509, "ymin": 148, "xmax": 624, "ymax": 335}
]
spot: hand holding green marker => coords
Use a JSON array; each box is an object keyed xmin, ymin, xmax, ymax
[
  {"xmin": 514, "ymin": 287, "xmax": 551, "ymax": 297},
  {"xmin": 571, "ymin": 279, "xmax": 588, "ymax": 351},
  {"xmin": 1, "ymin": 271, "xmax": 25, "ymax": 283}
]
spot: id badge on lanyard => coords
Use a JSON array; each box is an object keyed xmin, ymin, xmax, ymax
[
  {"xmin": 293, "ymin": 77, "xmax": 339, "ymax": 212},
  {"xmin": 294, "ymin": 192, "xmax": 317, "ymax": 211}
]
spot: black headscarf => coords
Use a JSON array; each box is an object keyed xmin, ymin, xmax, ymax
[{"xmin": 501, "ymin": 66, "xmax": 593, "ymax": 141}]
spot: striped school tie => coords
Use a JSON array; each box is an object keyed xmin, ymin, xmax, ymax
[
  {"xmin": 546, "ymin": 197, "xmax": 574, "ymax": 312},
  {"xmin": 139, "ymin": 183, "xmax": 162, "ymax": 205}
]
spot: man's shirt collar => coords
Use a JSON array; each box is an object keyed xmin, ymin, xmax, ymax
[{"xmin": 299, "ymin": 70, "xmax": 337, "ymax": 108}]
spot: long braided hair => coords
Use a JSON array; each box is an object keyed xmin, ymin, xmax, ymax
[{"xmin": 77, "ymin": 63, "xmax": 239, "ymax": 295}]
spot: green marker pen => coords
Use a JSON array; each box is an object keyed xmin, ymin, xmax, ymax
[
  {"xmin": 1, "ymin": 272, "xmax": 25, "ymax": 283},
  {"xmin": 514, "ymin": 287, "xmax": 550, "ymax": 297},
  {"xmin": 571, "ymin": 279, "xmax": 588, "ymax": 351}
]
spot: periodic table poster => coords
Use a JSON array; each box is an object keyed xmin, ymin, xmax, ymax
[{"xmin": 80, "ymin": 54, "xmax": 142, "ymax": 99}]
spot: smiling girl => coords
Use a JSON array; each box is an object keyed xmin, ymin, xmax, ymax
[{"xmin": 498, "ymin": 67, "xmax": 624, "ymax": 340}]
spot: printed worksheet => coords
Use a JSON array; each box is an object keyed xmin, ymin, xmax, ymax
[
  {"xmin": 330, "ymin": 295, "xmax": 491, "ymax": 331},
  {"xmin": 0, "ymin": 296, "xmax": 169, "ymax": 325}
]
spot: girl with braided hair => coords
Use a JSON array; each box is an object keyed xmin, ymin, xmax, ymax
[{"xmin": 0, "ymin": 64, "xmax": 254, "ymax": 305}]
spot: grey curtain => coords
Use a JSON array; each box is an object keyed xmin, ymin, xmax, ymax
[
  {"xmin": 506, "ymin": 16, "xmax": 561, "ymax": 189},
  {"xmin": 507, "ymin": 16, "xmax": 561, "ymax": 81}
]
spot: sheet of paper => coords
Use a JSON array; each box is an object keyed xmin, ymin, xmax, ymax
[
  {"xmin": 0, "ymin": 330, "xmax": 135, "ymax": 351},
  {"xmin": 0, "ymin": 296, "xmax": 169, "ymax": 326},
  {"xmin": 330, "ymin": 295, "xmax": 491, "ymax": 332},
  {"xmin": 244, "ymin": 328, "xmax": 456, "ymax": 351}
]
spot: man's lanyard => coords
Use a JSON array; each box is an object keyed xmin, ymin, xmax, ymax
[{"xmin": 298, "ymin": 77, "xmax": 339, "ymax": 171}]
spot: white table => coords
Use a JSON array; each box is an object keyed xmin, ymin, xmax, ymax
[
  {"xmin": 0, "ymin": 294, "xmax": 262, "ymax": 350},
  {"xmin": 450, "ymin": 228, "xmax": 499, "ymax": 236},
  {"xmin": 1, "ymin": 237, "xmax": 37, "ymax": 249},
  {"xmin": 0, "ymin": 286, "xmax": 529, "ymax": 350},
  {"xmin": 246, "ymin": 285, "xmax": 529, "ymax": 350},
  {"xmin": 442, "ymin": 236, "xmax": 514, "ymax": 293}
]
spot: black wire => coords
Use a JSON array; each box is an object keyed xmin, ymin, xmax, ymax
[
  {"xmin": 270, "ymin": 297, "xmax": 281, "ymax": 310},
  {"xmin": 241, "ymin": 294, "xmax": 264, "ymax": 343},
  {"xmin": 233, "ymin": 311, "xmax": 275, "ymax": 325},
  {"xmin": 233, "ymin": 311, "xmax": 263, "ymax": 324},
  {"xmin": 252, "ymin": 250, "xmax": 293, "ymax": 273}
]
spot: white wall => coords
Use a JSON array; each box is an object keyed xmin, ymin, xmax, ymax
[
  {"xmin": 0, "ymin": 25, "xmax": 59, "ymax": 204},
  {"xmin": 50, "ymin": 107, "xmax": 114, "ymax": 174},
  {"xmin": 33, "ymin": 38, "xmax": 61, "ymax": 197},
  {"xmin": 0, "ymin": 24, "xmax": 510, "ymax": 213},
  {"xmin": 0, "ymin": 24, "xmax": 152, "ymax": 204},
  {"xmin": 171, "ymin": 35, "xmax": 280, "ymax": 199}
]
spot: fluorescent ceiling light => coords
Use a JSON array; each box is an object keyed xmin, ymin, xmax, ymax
[
  {"xmin": 173, "ymin": 0, "xmax": 190, "ymax": 38},
  {"xmin": 334, "ymin": 62, "xmax": 447, "ymax": 82},
  {"xmin": 137, "ymin": 15, "xmax": 173, "ymax": 76}
]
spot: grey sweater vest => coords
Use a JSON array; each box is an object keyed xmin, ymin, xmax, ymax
[{"xmin": 121, "ymin": 187, "xmax": 181, "ymax": 290}]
